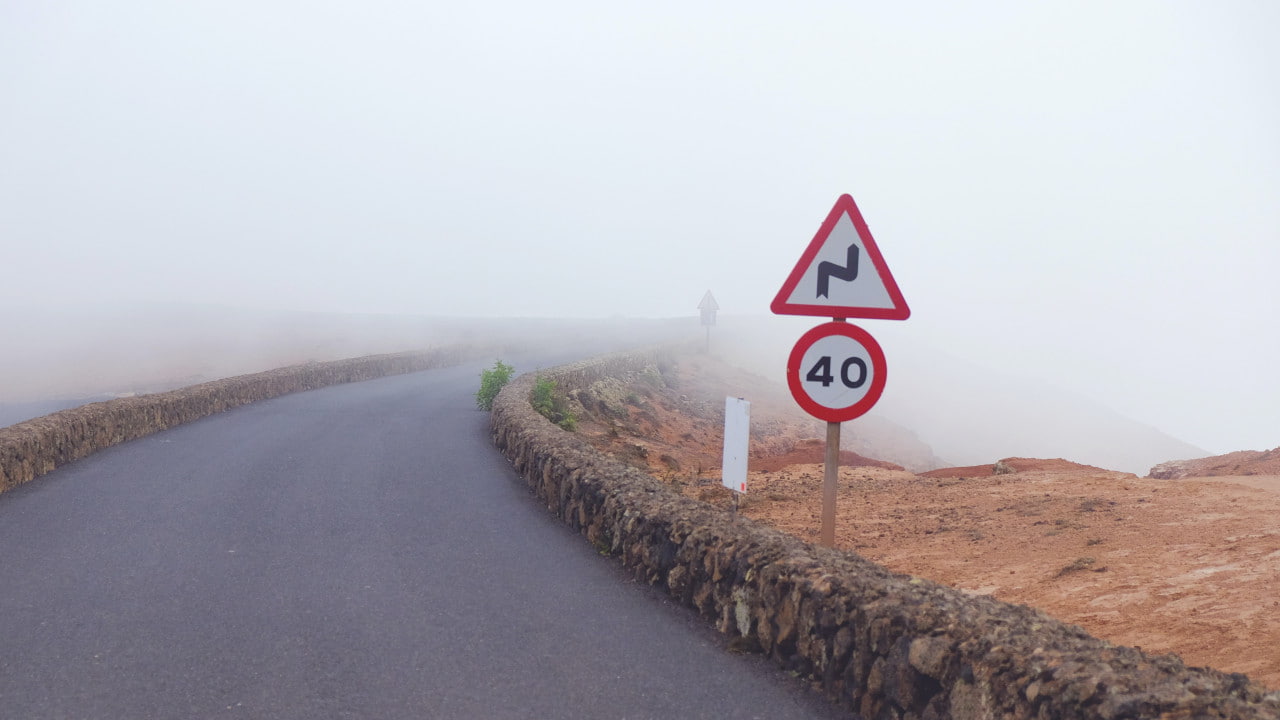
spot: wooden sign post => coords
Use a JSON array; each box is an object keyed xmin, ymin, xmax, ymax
[{"xmin": 771, "ymin": 194, "xmax": 910, "ymax": 547}]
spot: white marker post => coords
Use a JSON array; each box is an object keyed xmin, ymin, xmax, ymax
[{"xmin": 721, "ymin": 397, "xmax": 750, "ymax": 512}]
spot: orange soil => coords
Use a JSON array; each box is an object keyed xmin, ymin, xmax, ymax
[
  {"xmin": 577, "ymin": 356, "xmax": 1280, "ymax": 689},
  {"xmin": 751, "ymin": 439, "xmax": 903, "ymax": 473}
]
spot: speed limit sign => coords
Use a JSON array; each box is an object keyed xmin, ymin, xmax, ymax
[{"xmin": 787, "ymin": 322, "xmax": 887, "ymax": 423}]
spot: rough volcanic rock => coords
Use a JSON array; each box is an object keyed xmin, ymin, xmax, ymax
[
  {"xmin": 1149, "ymin": 447, "xmax": 1280, "ymax": 479},
  {"xmin": 923, "ymin": 457, "xmax": 1114, "ymax": 479}
]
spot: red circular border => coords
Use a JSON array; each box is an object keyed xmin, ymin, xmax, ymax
[{"xmin": 786, "ymin": 322, "xmax": 887, "ymax": 422}]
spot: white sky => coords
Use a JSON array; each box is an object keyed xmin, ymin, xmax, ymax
[{"xmin": 2, "ymin": 1, "xmax": 1277, "ymax": 454}]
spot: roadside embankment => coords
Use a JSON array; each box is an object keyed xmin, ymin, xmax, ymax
[
  {"xmin": 0, "ymin": 347, "xmax": 476, "ymax": 494},
  {"xmin": 490, "ymin": 349, "xmax": 1280, "ymax": 719}
]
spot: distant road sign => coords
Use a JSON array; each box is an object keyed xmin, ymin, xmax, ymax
[
  {"xmin": 698, "ymin": 290, "xmax": 719, "ymax": 326},
  {"xmin": 786, "ymin": 322, "xmax": 887, "ymax": 422},
  {"xmin": 771, "ymin": 194, "xmax": 910, "ymax": 320}
]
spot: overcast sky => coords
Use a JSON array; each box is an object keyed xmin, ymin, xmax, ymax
[{"xmin": 2, "ymin": 1, "xmax": 1277, "ymax": 454}]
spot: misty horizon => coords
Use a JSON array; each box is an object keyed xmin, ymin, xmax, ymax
[{"xmin": 0, "ymin": 302, "xmax": 1252, "ymax": 477}]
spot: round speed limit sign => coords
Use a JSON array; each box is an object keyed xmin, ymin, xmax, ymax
[{"xmin": 787, "ymin": 322, "xmax": 887, "ymax": 423}]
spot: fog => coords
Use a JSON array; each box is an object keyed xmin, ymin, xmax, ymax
[
  {"xmin": 710, "ymin": 316, "xmax": 1208, "ymax": 475},
  {"xmin": 2, "ymin": 2, "xmax": 1276, "ymax": 461}
]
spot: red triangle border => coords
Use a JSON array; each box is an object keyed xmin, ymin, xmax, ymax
[{"xmin": 770, "ymin": 194, "xmax": 911, "ymax": 320}]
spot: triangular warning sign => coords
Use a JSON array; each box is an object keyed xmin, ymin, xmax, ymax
[{"xmin": 770, "ymin": 194, "xmax": 910, "ymax": 320}]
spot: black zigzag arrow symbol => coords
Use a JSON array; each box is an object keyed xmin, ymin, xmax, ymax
[{"xmin": 817, "ymin": 243, "xmax": 859, "ymax": 298}]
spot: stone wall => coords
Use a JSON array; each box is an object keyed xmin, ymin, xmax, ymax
[
  {"xmin": 490, "ymin": 350, "xmax": 1280, "ymax": 719},
  {"xmin": 0, "ymin": 347, "xmax": 477, "ymax": 494}
]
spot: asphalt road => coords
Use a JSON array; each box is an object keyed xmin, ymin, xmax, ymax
[{"xmin": 0, "ymin": 356, "xmax": 846, "ymax": 719}]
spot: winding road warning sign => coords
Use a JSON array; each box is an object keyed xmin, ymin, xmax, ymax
[
  {"xmin": 786, "ymin": 322, "xmax": 887, "ymax": 423},
  {"xmin": 771, "ymin": 194, "xmax": 910, "ymax": 320}
]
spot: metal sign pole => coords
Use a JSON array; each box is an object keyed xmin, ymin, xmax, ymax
[
  {"xmin": 819, "ymin": 316, "xmax": 846, "ymax": 547},
  {"xmin": 821, "ymin": 420, "xmax": 840, "ymax": 546}
]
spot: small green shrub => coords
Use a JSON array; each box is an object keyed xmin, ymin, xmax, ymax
[
  {"xmin": 531, "ymin": 375, "xmax": 578, "ymax": 431},
  {"xmin": 475, "ymin": 360, "xmax": 515, "ymax": 411},
  {"xmin": 530, "ymin": 375, "xmax": 553, "ymax": 416}
]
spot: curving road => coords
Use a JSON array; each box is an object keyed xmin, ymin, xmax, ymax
[{"xmin": 0, "ymin": 356, "xmax": 844, "ymax": 719}]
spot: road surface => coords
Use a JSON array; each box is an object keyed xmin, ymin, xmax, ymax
[{"xmin": 0, "ymin": 357, "xmax": 844, "ymax": 719}]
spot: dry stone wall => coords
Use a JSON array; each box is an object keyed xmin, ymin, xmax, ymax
[
  {"xmin": 0, "ymin": 347, "xmax": 477, "ymax": 494},
  {"xmin": 490, "ymin": 350, "xmax": 1280, "ymax": 720}
]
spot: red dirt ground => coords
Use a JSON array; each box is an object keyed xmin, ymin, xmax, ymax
[
  {"xmin": 752, "ymin": 439, "xmax": 903, "ymax": 473},
  {"xmin": 575, "ymin": 355, "xmax": 1280, "ymax": 689}
]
